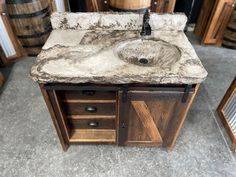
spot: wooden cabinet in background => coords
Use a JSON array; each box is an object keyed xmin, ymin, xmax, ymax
[{"xmin": 195, "ymin": 0, "xmax": 236, "ymax": 46}]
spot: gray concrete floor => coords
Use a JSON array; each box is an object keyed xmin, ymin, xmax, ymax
[{"xmin": 0, "ymin": 32, "xmax": 236, "ymax": 177}]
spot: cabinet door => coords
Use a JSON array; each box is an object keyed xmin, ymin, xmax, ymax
[
  {"xmin": 0, "ymin": 3, "xmax": 24, "ymax": 64},
  {"xmin": 198, "ymin": 0, "xmax": 235, "ymax": 45},
  {"xmin": 118, "ymin": 89, "xmax": 195, "ymax": 149}
]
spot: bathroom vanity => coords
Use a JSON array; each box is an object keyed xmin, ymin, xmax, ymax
[{"xmin": 31, "ymin": 12, "xmax": 207, "ymax": 151}]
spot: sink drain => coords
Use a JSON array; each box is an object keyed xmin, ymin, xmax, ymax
[{"xmin": 139, "ymin": 58, "xmax": 149, "ymax": 64}]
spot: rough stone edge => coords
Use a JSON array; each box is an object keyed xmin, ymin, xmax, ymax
[{"xmin": 50, "ymin": 12, "xmax": 187, "ymax": 31}]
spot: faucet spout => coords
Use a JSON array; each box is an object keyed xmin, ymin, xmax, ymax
[{"xmin": 140, "ymin": 9, "xmax": 151, "ymax": 36}]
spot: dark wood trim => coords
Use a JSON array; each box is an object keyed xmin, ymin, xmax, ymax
[
  {"xmin": 0, "ymin": 2, "xmax": 25, "ymax": 64},
  {"xmin": 39, "ymin": 84, "xmax": 70, "ymax": 151}
]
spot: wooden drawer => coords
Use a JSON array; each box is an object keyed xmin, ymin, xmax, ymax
[
  {"xmin": 59, "ymin": 90, "xmax": 116, "ymax": 101},
  {"xmin": 64, "ymin": 102, "xmax": 116, "ymax": 115},
  {"xmin": 68, "ymin": 118, "xmax": 115, "ymax": 129},
  {"xmin": 69, "ymin": 129, "xmax": 116, "ymax": 143}
]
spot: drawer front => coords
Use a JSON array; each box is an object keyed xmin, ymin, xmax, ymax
[
  {"xmin": 59, "ymin": 90, "xmax": 116, "ymax": 100},
  {"xmin": 69, "ymin": 118, "xmax": 115, "ymax": 129},
  {"xmin": 64, "ymin": 103, "xmax": 116, "ymax": 115}
]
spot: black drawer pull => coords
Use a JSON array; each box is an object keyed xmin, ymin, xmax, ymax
[
  {"xmin": 88, "ymin": 121, "xmax": 99, "ymax": 127},
  {"xmin": 82, "ymin": 90, "xmax": 96, "ymax": 96},
  {"xmin": 85, "ymin": 106, "xmax": 97, "ymax": 113}
]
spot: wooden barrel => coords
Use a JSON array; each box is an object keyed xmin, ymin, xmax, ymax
[
  {"xmin": 6, "ymin": 0, "xmax": 52, "ymax": 56},
  {"xmin": 109, "ymin": 0, "xmax": 151, "ymax": 13},
  {"xmin": 222, "ymin": 9, "xmax": 236, "ymax": 49}
]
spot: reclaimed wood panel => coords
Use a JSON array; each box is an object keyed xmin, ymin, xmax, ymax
[
  {"xmin": 132, "ymin": 101, "xmax": 163, "ymax": 143},
  {"xmin": 217, "ymin": 77, "xmax": 236, "ymax": 151}
]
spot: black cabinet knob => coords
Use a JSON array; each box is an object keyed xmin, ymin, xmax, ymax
[{"xmin": 85, "ymin": 106, "xmax": 97, "ymax": 113}]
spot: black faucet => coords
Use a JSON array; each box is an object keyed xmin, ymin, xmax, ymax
[{"xmin": 140, "ymin": 9, "xmax": 151, "ymax": 36}]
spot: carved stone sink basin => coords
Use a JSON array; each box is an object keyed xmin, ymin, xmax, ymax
[{"xmin": 114, "ymin": 38, "xmax": 181, "ymax": 68}]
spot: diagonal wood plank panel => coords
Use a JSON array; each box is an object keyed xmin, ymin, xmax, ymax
[{"xmin": 131, "ymin": 101, "xmax": 163, "ymax": 143}]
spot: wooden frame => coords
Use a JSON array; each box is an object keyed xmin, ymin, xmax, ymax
[
  {"xmin": 195, "ymin": 0, "xmax": 236, "ymax": 46},
  {"xmin": 49, "ymin": 0, "xmax": 69, "ymax": 12},
  {"xmin": 217, "ymin": 77, "xmax": 236, "ymax": 151},
  {"xmin": 0, "ymin": 0, "xmax": 24, "ymax": 64}
]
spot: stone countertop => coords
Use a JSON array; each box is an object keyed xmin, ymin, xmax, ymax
[{"xmin": 30, "ymin": 13, "xmax": 207, "ymax": 84}]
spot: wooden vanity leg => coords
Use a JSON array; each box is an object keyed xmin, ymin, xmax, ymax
[
  {"xmin": 39, "ymin": 84, "xmax": 70, "ymax": 151},
  {"xmin": 167, "ymin": 84, "xmax": 200, "ymax": 151}
]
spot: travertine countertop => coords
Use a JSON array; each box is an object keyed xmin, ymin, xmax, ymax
[{"xmin": 30, "ymin": 12, "xmax": 207, "ymax": 84}]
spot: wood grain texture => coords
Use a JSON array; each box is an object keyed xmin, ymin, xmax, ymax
[
  {"xmin": 217, "ymin": 77, "xmax": 236, "ymax": 151},
  {"xmin": 195, "ymin": 0, "xmax": 235, "ymax": 45},
  {"xmin": 59, "ymin": 90, "xmax": 116, "ymax": 100},
  {"xmin": 53, "ymin": 90, "xmax": 71, "ymax": 140},
  {"xmin": 165, "ymin": 84, "xmax": 200, "ymax": 151},
  {"xmin": 63, "ymin": 99, "xmax": 116, "ymax": 103},
  {"xmin": 68, "ymin": 118, "xmax": 115, "ymax": 129},
  {"xmin": 150, "ymin": 0, "xmax": 176, "ymax": 13},
  {"xmin": 62, "ymin": 102, "xmax": 116, "ymax": 115},
  {"xmin": 222, "ymin": 9, "xmax": 236, "ymax": 49},
  {"xmin": 39, "ymin": 84, "xmax": 69, "ymax": 151},
  {"xmin": 69, "ymin": 129, "xmax": 116, "ymax": 143},
  {"xmin": 67, "ymin": 115, "xmax": 116, "ymax": 119},
  {"xmin": 110, "ymin": 0, "xmax": 151, "ymax": 10},
  {"xmin": 131, "ymin": 101, "xmax": 163, "ymax": 143},
  {"xmin": 0, "ymin": 10, "xmax": 24, "ymax": 63},
  {"xmin": 122, "ymin": 90, "xmax": 187, "ymax": 147},
  {"xmin": 6, "ymin": 0, "xmax": 52, "ymax": 55}
]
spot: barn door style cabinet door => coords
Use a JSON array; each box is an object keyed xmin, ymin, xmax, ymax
[
  {"xmin": 118, "ymin": 89, "xmax": 194, "ymax": 149},
  {"xmin": 41, "ymin": 84, "xmax": 199, "ymax": 151},
  {"xmin": 195, "ymin": 0, "xmax": 236, "ymax": 45}
]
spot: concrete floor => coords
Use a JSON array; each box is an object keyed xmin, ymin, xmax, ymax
[{"xmin": 0, "ymin": 32, "xmax": 236, "ymax": 177}]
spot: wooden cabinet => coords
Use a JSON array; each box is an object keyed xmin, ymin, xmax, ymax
[
  {"xmin": 40, "ymin": 84, "xmax": 199, "ymax": 151},
  {"xmin": 195, "ymin": 0, "xmax": 236, "ymax": 45},
  {"xmin": 118, "ymin": 89, "xmax": 194, "ymax": 149}
]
